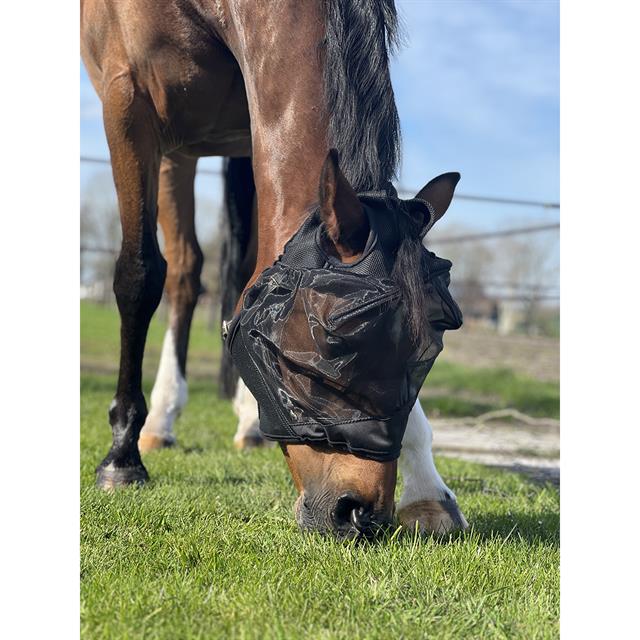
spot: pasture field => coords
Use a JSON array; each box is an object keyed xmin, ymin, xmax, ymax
[{"xmin": 81, "ymin": 302, "xmax": 559, "ymax": 639}]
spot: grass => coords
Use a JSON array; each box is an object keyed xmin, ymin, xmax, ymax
[
  {"xmin": 81, "ymin": 302, "xmax": 559, "ymax": 639},
  {"xmin": 422, "ymin": 362, "xmax": 560, "ymax": 419}
]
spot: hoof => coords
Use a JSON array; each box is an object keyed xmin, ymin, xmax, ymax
[
  {"xmin": 234, "ymin": 432, "xmax": 271, "ymax": 450},
  {"xmin": 397, "ymin": 499, "xmax": 469, "ymax": 535},
  {"xmin": 96, "ymin": 461, "xmax": 149, "ymax": 490},
  {"xmin": 138, "ymin": 432, "xmax": 175, "ymax": 453}
]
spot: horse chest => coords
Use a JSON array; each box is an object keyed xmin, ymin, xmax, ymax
[
  {"xmin": 84, "ymin": 0, "xmax": 251, "ymax": 157},
  {"xmin": 144, "ymin": 43, "xmax": 251, "ymax": 156}
]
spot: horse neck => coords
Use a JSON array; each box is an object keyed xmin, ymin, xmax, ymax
[
  {"xmin": 222, "ymin": 0, "xmax": 399, "ymax": 282},
  {"xmin": 222, "ymin": 2, "xmax": 329, "ymax": 279}
]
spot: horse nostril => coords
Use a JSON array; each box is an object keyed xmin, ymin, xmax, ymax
[
  {"xmin": 333, "ymin": 494, "xmax": 360, "ymax": 526},
  {"xmin": 333, "ymin": 494, "xmax": 373, "ymax": 534},
  {"xmin": 350, "ymin": 506, "xmax": 372, "ymax": 534}
]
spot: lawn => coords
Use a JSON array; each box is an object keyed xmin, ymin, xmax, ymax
[
  {"xmin": 81, "ymin": 302, "xmax": 559, "ymax": 639},
  {"xmin": 422, "ymin": 362, "xmax": 560, "ymax": 419}
]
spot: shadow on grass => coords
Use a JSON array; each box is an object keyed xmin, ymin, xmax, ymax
[
  {"xmin": 178, "ymin": 444, "xmax": 205, "ymax": 455},
  {"xmin": 371, "ymin": 511, "xmax": 558, "ymax": 548},
  {"xmin": 155, "ymin": 472, "xmax": 254, "ymax": 488},
  {"xmin": 468, "ymin": 510, "xmax": 559, "ymax": 547},
  {"xmin": 489, "ymin": 463, "xmax": 560, "ymax": 487},
  {"xmin": 297, "ymin": 513, "xmax": 557, "ymax": 548}
]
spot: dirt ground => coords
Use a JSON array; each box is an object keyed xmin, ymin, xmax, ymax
[
  {"xmin": 432, "ymin": 419, "xmax": 559, "ymax": 485},
  {"xmin": 434, "ymin": 326, "xmax": 560, "ymax": 485}
]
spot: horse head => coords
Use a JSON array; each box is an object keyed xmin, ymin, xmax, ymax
[{"xmin": 227, "ymin": 150, "xmax": 462, "ymax": 537}]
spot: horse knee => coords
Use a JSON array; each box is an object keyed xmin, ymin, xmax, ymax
[{"xmin": 114, "ymin": 248, "xmax": 167, "ymax": 322}]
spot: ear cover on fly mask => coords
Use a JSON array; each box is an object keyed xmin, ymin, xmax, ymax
[{"xmin": 223, "ymin": 190, "xmax": 462, "ymax": 461}]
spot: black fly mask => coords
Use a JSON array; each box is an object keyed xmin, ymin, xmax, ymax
[{"xmin": 223, "ymin": 189, "xmax": 462, "ymax": 461}]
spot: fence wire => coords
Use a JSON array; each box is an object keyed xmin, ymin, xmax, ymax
[{"xmin": 81, "ymin": 156, "xmax": 559, "ymax": 304}]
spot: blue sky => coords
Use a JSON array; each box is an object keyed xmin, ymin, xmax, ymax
[{"xmin": 81, "ymin": 0, "xmax": 559, "ymax": 236}]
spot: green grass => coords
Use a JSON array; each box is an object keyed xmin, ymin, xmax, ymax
[
  {"xmin": 422, "ymin": 362, "xmax": 560, "ymax": 419},
  {"xmin": 80, "ymin": 301, "xmax": 221, "ymax": 381},
  {"xmin": 81, "ymin": 302, "xmax": 559, "ymax": 639}
]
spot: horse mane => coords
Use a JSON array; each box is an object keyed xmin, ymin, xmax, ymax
[
  {"xmin": 323, "ymin": 0, "xmax": 402, "ymax": 192},
  {"xmin": 390, "ymin": 214, "xmax": 431, "ymax": 345},
  {"xmin": 324, "ymin": 1, "xmax": 430, "ymax": 343}
]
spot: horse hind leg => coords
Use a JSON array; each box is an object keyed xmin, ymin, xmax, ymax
[
  {"xmin": 217, "ymin": 157, "xmax": 268, "ymax": 450},
  {"xmin": 397, "ymin": 400, "xmax": 469, "ymax": 534},
  {"xmin": 232, "ymin": 378, "xmax": 270, "ymax": 449},
  {"xmin": 139, "ymin": 153, "xmax": 202, "ymax": 453},
  {"xmin": 95, "ymin": 71, "xmax": 165, "ymax": 488},
  {"xmin": 218, "ymin": 157, "xmax": 256, "ymax": 399}
]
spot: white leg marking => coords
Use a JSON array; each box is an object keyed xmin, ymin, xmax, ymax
[
  {"xmin": 141, "ymin": 329, "xmax": 187, "ymax": 442},
  {"xmin": 232, "ymin": 378, "xmax": 261, "ymax": 446},
  {"xmin": 398, "ymin": 399, "xmax": 455, "ymax": 509}
]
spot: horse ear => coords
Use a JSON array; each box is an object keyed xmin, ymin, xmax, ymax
[
  {"xmin": 318, "ymin": 149, "xmax": 368, "ymax": 260},
  {"xmin": 414, "ymin": 172, "xmax": 461, "ymax": 227}
]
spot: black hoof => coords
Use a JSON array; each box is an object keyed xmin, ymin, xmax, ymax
[{"xmin": 96, "ymin": 461, "xmax": 149, "ymax": 489}]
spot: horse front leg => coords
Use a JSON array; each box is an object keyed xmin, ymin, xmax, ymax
[
  {"xmin": 397, "ymin": 400, "xmax": 469, "ymax": 534},
  {"xmin": 138, "ymin": 153, "xmax": 202, "ymax": 453},
  {"xmin": 95, "ymin": 72, "xmax": 165, "ymax": 488}
]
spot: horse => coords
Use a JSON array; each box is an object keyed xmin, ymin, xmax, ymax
[{"xmin": 80, "ymin": 0, "xmax": 468, "ymax": 537}]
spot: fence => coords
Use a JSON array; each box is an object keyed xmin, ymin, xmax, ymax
[{"xmin": 80, "ymin": 156, "xmax": 560, "ymax": 317}]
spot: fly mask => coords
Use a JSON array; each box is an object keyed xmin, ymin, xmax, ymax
[{"xmin": 223, "ymin": 188, "xmax": 462, "ymax": 461}]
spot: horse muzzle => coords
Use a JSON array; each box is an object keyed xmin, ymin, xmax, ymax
[{"xmin": 295, "ymin": 491, "xmax": 394, "ymax": 539}]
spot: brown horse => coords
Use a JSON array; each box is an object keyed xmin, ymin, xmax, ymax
[{"xmin": 81, "ymin": 0, "xmax": 468, "ymax": 536}]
